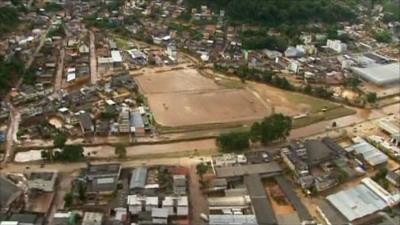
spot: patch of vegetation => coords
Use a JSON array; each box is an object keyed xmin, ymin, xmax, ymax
[
  {"xmin": 185, "ymin": 0, "xmax": 355, "ymax": 26},
  {"xmin": 374, "ymin": 29, "xmax": 392, "ymax": 43},
  {"xmin": 214, "ymin": 65, "xmax": 294, "ymax": 91},
  {"xmin": 216, "ymin": 131, "xmax": 250, "ymax": 152},
  {"xmin": 0, "ymin": 6, "xmax": 20, "ymax": 34},
  {"xmin": 0, "ymin": 56, "xmax": 25, "ymax": 94},
  {"xmin": 114, "ymin": 144, "xmax": 127, "ymax": 159},
  {"xmin": 41, "ymin": 145, "xmax": 84, "ymax": 162},
  {"xmin": 250, "ymin": 113, "xmax": 292, "ymax": 145}
]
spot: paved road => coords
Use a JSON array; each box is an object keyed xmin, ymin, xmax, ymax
[{"xmin": 89, "ymin": 30, "xmax": 97, "ymax": 84}]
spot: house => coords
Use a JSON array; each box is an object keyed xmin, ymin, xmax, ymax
[
  {"xmin": 130, "ymin": 110, "xmax": 145, "ymax": 136},
  {"xmin": 80, "ymin": 163, "xmax": 121, "ymax": 194},
  {"xmin": 173, "ymin": 175, "xmax": 186, "ymax": 195},
  {"xmin": 0, "ymin": 176, "xmax": 24, "ymax": 213},
  {"xmin": 118, "ymin": 111, "xmax": 130, "ymax": 133},
  {"xmin": 151, "ymin": 208, "xmax": 168, "ymax": 224},
  {"xmin": 129, "ymin": 167, "xmax": 148, "ymax": 194},
  {"xmin": 78, "ymin": 112, "xmax": 94, "ymax": 134},
  {"xmin": 326, "ymin": 39, "xmax": 347, "ymax": 53}
]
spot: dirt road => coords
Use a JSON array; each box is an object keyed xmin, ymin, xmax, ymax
[
  {"xmin": 2, "ymin": 106, "xmax": 21, "ymax": 166},
  {"xmin": 189, "ymin": 164, "xmax": 208, "ymax": 225},
  {"xmin": 54, "ymin": 43, "xmax": 65, "ymax": 91},
  {"xmin": 3, "ymin": 156, "xmax": 210, "ymax": 174}
]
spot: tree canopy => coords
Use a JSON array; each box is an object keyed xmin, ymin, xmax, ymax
[
  {"xmin": 185, "ymin": 0, "xmax": 355, "ymax": 26},
  {"xmin": 53, "ymin": 145, "xmax": 84, "ymax": 162},
  {"xmin": 216, "ymin": 131, "xmax": 250, "ymax": 152},
  {"xmin": 0, "ymin": 6, "xmax": 20, "ymax": 34},
  {"xmin": 250, "ymin": 114, "xmax": 292, "ymax": 145},
  {"xmin": 114, "ymin": 144, "xmax": 127, "ymax": 159},
  {"xmin": 53, "ymin": 133, "xmax": 67, "ymax": 149}
]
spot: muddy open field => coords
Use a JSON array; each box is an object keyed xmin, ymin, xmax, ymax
[
  {"xmin": 136, "ymin": 68, "xmax": 271, "ymax": 128},
  {"xmin": 136, "ymin": 68, "xmax": 220, "ymax": 93}
]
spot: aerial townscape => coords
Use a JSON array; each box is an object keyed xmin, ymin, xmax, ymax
[{"xmin": 0, "ymin": 0, "xmax": 400, "ymax": 225}]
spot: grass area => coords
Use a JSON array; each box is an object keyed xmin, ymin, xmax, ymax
[
  {"xmin": 285, "ymin": 91, "xmax": 339, "ymax": 113},
  {"xmin": 111, "ymin": 33, "xmax": 131, "ymax": 50},
  {"xmin": 215, "ymin": 78, "xmax": 245, "ymax": 89},
  {"xmin": 293, "ymin": 106, "xmax": 356, "ymax": 128}
]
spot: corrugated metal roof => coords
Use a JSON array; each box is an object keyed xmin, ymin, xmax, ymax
[
  {"xmin": 129, "ymin": 167, "xmax": 147, "ymax": 189},
  {"xmin": 326, "ymin": 184, "xmax": 387, "ymax": 221},
  {"xmin": 209, "ymin": 214, "xmax": 258, "ymax": 225},
  {"xmin": 347, "ymin": 139, "xmax": 388, "ymax": 166}
]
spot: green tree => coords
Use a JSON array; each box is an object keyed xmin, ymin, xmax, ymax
[
  {"xmin": 366, "ymin": 92, "xmax": 377, "ymax": 103},
  {"xmin": 41, "ymin": 150, "xmax": 51, "ymax": 161},
  {"xmin": 196, "ymin": 162, "xmax": 209, "ymax": 179},
  {"xmin": 346, "ymin": 77, "xmax": 361, "ymax": 89},
  {"xmin": 64, "ymin": 192, "xmax": 73, "ymax": 208},
  {"xmin": 250, "ymin": 114, "xmax": 292, "ymax": 145},
  {"xmin": 374, "ymin": 30, "xmax": 392, "ymax": 43},
  {"xmin": 216, "ymin": 131, "xmax": 250, "ymax": 152},
  {"xmin": 77, "ymin": 182, "xmax": 87, "ymax": 202},
  {"xmin": 53, "ymin": 133, "xmax": 67, "ymax": 148},
  {"xmin": 54, "ymin": 145, "xmax": 84, "ymax": 162},
  {"xmin": 114, "ymin": 144, "xmax": 127, "ymax": 159}
]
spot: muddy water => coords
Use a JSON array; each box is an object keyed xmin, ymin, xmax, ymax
[{"xmin": 290, "ymin": 103, "xmax": 399, "ymax": 139}]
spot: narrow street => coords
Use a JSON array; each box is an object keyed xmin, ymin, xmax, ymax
[
  {"xmin": 89, "ymin": 30, "xmax": 97, "ymax": 84},
  {"xmin": 189, "ymin": 164, "xmax": 208, "ymax": 225},
  {"xmin": 2, "ymin": 106, "xmax": 20, "ymax": 166},
  {"xmin": 54, "ymin": 43, "xmax": 65, "ymax": 91}
]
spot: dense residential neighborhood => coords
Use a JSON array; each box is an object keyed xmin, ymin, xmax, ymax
[{"xmin": 0, "ymin": 0, "xmax": 399, "ymax": 225}]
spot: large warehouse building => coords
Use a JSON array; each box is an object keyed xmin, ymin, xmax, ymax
[{"xmin": 351, "ymin": 62, "xmax": 400, "ymax": 86}]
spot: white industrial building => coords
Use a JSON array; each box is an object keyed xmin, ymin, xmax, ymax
[{"xmin": 351, "ymin": 62, "xmax": 400, "ymax": 86}]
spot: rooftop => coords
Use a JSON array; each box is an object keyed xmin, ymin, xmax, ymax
[
  {"xmin": 245, "ymin": 174, "xmax": 277, "ymax": 225},
  {"xmin": 215, "ymin": 162, "xmax": 282, "ymax": 178},
  {"xmin": 0, "ymin": 176, "xmax": 22, "ymax": 211},
  {"xmin": 346, "ymin": 138, "xmax": 388, "ymax": 166},
  {"xmin": 351, "ymin": 62, "xmax": 400, "ymax": 85},
  {"xmin": 129, "ymin": 167, "xmax": 148, "ymax": 190},
  {"xmin": 326, "ymin": 183, "xmax": 387, "ymax": 221}
]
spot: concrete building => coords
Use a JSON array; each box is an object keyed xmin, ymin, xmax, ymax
[
  {"xmin": 82, "ymin": 163, "xmax": 121, "ymax": 194},
  {"xmin": 326, "ymin": 39, "xmax": 347, "ymax": 53},
  {"xmin": 82, "ymin": 212, "xmax": 103, "ymax": 225},
  {"xmin": 172, "ymin": 175, "xmax": 186, "ymax": 195},
  {"xmin": 26, "ymin": 171, "xmax": 58, "ymax": 192}
]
